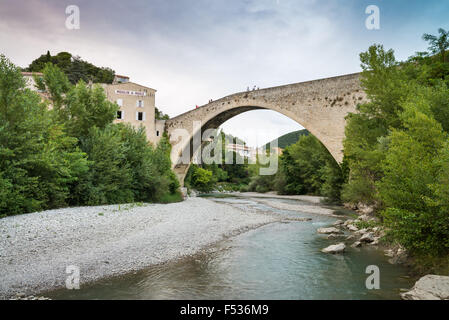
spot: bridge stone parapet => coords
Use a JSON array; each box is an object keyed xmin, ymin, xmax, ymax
[{"xmin": 165, "ymin": 73, "xmax": 367, "ymax": 185}]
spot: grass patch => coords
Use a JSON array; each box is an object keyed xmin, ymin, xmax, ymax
[
  {"xmin": 354, "ymin": 219, "xmax": 379, "ymax": 229},
  {"xmin": 157, "ymin": 192, "xmax": 183, "ymax": 204}
]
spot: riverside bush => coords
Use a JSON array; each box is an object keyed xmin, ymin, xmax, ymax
[
  {"xmin": 0, "ymin": 55, "xmax": 180, "ymax": 217},
  {"xmin": 343, "ymin": 29, "xmax": 449, "ymax": 259}
]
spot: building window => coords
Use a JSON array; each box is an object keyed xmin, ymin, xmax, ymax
[
  {"xmin": 156, "ymin": 131, "xmax": 159, "ymax": 137},
  {"xmin": 137, "ymin": 100, "xmax": 144, "ymax": 108},
  {"xmin": 136, "ymin": 112, "xmax": 145, "ymax": 121},
  {"xmin": 117, "ymin": 99, "xmax": 123, "ymax": 107},
  {"xmin": 117, "ymin": 110, "xmax": 124, "ymax": 120}
]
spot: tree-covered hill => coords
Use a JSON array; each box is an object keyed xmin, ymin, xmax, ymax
[
  {"xmin": 264, "ymin": 129, "xmax": 309, "ymax": 149},
  {"xmin": 24, "ymin": 51, "xmax": 115, "ymax": 84}
]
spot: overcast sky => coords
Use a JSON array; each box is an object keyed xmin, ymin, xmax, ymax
[{"xmin": 1, "ymin": 0, "xmax": 448, "ymax": 147}]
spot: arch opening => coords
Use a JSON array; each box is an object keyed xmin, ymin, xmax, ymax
[{"xmin": 170, "ymin": 106, "xmax": 340, "ymax": 186}]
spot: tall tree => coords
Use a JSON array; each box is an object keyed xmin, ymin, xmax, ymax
[{"xmin": 423, "ymin": 28, "xmax": 449, "ymax": 63}]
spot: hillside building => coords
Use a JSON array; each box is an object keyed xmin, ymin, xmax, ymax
[
  {"xmin": 100, "ymin": 79, "xmax": 161, "ymax": 143},
  {"xmin": 21, "ymin": 71, "xmax": 165, "ymax": 145}
]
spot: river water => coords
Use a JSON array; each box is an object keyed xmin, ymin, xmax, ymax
[{"xmin": 47, "ymin": 196, "xmax": 414, "ymax": 300}]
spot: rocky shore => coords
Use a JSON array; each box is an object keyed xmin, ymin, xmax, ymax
[
  {"xmin": 401, "ymin": 275, "xmax": 449, "ymax": 300},
  {"xmin": 318, "ymin": 208, "xmax": 449, "ymax": 300}
]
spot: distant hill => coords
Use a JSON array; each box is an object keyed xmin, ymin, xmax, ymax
[{"xmin": 264, "ymin": 129, "xmax": 309, "ymax": 149}]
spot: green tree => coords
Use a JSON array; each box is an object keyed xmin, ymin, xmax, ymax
[
  {"xmin": 27, "ymin": 52, "xmax": 115, "ymax": 84},
  {"xmin": 73, "ymin": 125, "xmax": 133, "ymax": 205},
  {"xmin": 27, "ymin": 50, "xmax": 53, "ymax": 72},
  {"xmin": 155, "ymin": 107, "xmax": 170, "ymax": 120},
  {"xmin": 149, "ymin": 135, "xmax": 180, "ymax": 198},
  {"xmin": 63, "ymin": 81, "xmax": 117, "ymax": 139},
  {"xmin": 0, "ymin": 55, "xmax": 88, "ymax": 215},
  {"xmin": 423, "ymin": 28, "xmax": 449, "ymax": 63},
  {"xmin": 191, "ymin": 167, "xmax": 215, "ymax": 192},
  {"xmin": 378, "ymin": 101, "xmax": 449, "ymax": 255},
  {"xmin": 40, "ymin": 63, "xmax": 71, "ymax": 109},
  {"xmin": 342, "ymin": 44, "xmax": 413, "ymax": 205}
]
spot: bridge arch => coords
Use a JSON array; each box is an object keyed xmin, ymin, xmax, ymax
[{"xmin": 164, "ymin": 73, "xmax": 366, "ymax": 185}]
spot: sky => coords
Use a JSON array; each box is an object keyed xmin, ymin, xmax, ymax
[{"xmin": 1, "ymin": 0, "xmax": 448, "ymax": 147}]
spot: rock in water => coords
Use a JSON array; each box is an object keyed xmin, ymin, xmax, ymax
[
  {"xmin": 327, "ymin": 233, "xmax": 343, "ymax": 240},
  {"xmin": 360, "ymin": 232, "xmax": 375, "ymax": 243},
  {"xmin": 351, "ymin": 241, "xmax": 362, "ymax": 248},
  {"xmin": 333, "ymin": 220, "xmax": 344, "ymax": 226},
  {"xmin": 321, "ymin": 243, "xmax": 346, "ymax": 254},
  {"xmin": 401, "ymin": 275, "xmax": 449, "ymax": 300},
  {"xmin": 347, "ymin": 224, "xmax": 359, "ymax": 232},
  {"xmin": 317, "ymin": 227, "xmax": 342, "ymax": 234}
]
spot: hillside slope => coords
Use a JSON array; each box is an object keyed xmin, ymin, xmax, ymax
[{"xmin": 264, "ymin": 129, "xmax": 309, "ymax": 149}]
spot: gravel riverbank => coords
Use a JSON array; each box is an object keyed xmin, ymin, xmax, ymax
[{"xmin": 0, "ymin": 198, "xmax": 277, "ymax": 299}]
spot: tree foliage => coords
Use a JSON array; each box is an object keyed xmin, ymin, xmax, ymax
[
  {"xmin": 342, "ymin": 29, "xmax": 449, "ymax": 258},
  {"xmin": 0, "ymin": 55, "xmax": 180, "ymax": 217},
  {"xmin": 26, "ymin": 51, "xmax": 115, "ymax": 84}
]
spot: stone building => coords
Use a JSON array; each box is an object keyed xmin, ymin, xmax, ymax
[
  {"xmin": 22, "ymin": 72, "xmax": 163, "ymax": 145},
  {"xmin": 99, "ymin": 76, "xmax": 160, "ymax": 143},
  {"xmin": 226, "ymin": 143, "xmax": 251, "ymax": 158}
]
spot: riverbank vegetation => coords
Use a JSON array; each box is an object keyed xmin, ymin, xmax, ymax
[
  {"xmin": 184, "ymin": 131, "xmax": 251, "ymax": 192},
  {"xmin": 0, "ymin": 56, "xmax": 180, "ymax": 217},
  {"xmin": 342, "ymin": 28, "xmax": 449, "ymax": 267},
  {"xmin": 185, "ymin": 130, "xmax": 345, "ymax": 202}
]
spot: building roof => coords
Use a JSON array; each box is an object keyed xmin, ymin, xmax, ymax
[
  {"xmin": 106, "ymin": 81, "xmax": 157, "ymax": 92},
  {"xmin": 115, "ymin": 74, "xmax": 129, "ymax": 79}
]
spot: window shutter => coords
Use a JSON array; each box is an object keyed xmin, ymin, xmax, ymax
[
  {"xmin": 136, "ymin": 112, "xmax": 138, "ymax": 120},
  {"xmin": 143, "ymin": 112, "xmax": 146, "ymax": 121},
  {"xmin": 122, "ymin": 110, "xmax": 125, "ymax": 120},
  {"xmin": 117, "ymin": 99, "xmax": 123, "ymax": 106},
  {"xmin": 141, "ymin": 101, "xmax": 144, "ymax": 107},
  {"xmin": 136, "ymin": 100, "xmax": 139, "ymax": 107}
]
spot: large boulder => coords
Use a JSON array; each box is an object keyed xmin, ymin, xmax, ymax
[
  {"xmin": 351, "ymin": 241, "xmax": 362, "ymax": 248},
  {"xmin": 360, "ymin": 232, "xmax": 375, "ymax": 243},
  {"xmin": 355, "ymin": 228, "xmax": 368, "ymax": 236},
  {"xmin": 357, "ymin": 203, "xmax": 374, "ymax": 215},
  {"xmin": 347, "ymin": 224, "xmax": 359, "ymax": 232},
  {"xmin": 317, "ymin": 227, "xmax": 342, "ymax": 234},
  {"xmin": 357, "ymin": 213, "xmax": 373, "ymax": 221},
  {"xmin": 327, "ymin": 233, "xmax": 345, "ymax": 240},
  {"xmin": 321, "ymin": 243, "xmax": 346, "ymax": 254},
  {"xmin": 386, "ymin": 246, "xmax": 408, "ymax": 264},
  {"xmin": 401, "ymin": 275, "xmax": 449, "ymax": 300},
  {"xmin": 344, "ymin": 203, "xmax": 358, "ymax": 210},
  {"xmin": 333, "ymin": 220, "xmax": 344, "ymax": 226}
]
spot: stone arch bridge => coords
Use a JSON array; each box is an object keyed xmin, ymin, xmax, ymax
[{"xmin": 164, "ymin": 73, "xmax": 366, "ymax": 185}]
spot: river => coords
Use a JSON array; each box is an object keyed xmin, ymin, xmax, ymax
[{"xmin": 46, "ymin": 195, "xmax": 414, "ymax": 300}]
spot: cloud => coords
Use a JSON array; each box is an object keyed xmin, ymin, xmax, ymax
[{"xmin": 2, "ymin": 0, "xmax": 446, "ymax": 146}]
